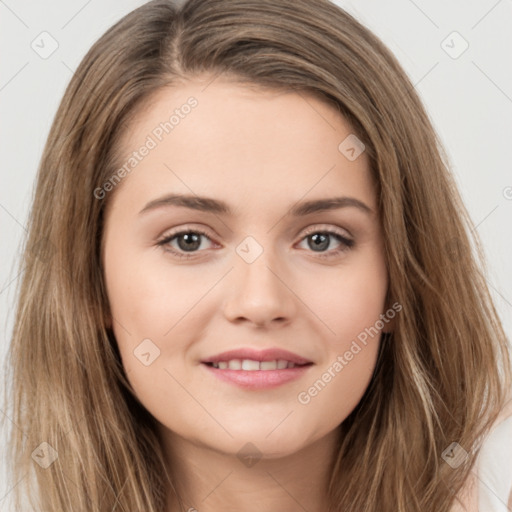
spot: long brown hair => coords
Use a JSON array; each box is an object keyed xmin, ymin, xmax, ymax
[{"xmin": 3, "ymin": 0, "xmax": 511, "ymax": 510}]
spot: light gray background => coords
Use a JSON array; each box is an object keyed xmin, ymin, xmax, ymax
[{"xmin": 1, "ymin": 0, "xmax": 511, "ymax": 509}]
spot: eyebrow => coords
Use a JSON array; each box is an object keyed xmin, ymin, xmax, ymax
[{"xmin": 139, "ymin": 193, "xmax": 374, "ymax": 217}]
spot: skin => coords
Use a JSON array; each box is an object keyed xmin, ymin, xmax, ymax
[{"xmin": 102, "ymin": 75, "xmax": 390, "ymax": 512}]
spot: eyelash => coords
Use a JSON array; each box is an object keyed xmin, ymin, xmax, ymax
[{"xmin": 156, "ymin": 226, "xmax": 355, "ymax": 260}]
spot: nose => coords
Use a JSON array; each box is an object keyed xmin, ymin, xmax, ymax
[{"xmin": 222, "ymin": 249, "xmax": 296, "ymax": 329}]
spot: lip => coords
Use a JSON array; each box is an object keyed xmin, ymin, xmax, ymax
[
  {"xmin": 201, "ymin": 348, "xmax": 312, "ymax": 365},
  {"xmin": 200, "ymin": 347, "xmax": 314, "ymax": 390},
  {"xmin": 202, "ymin": 364, "xmax": 313, "ymax": 389}
]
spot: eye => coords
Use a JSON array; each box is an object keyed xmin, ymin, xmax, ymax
[
  {"xmin": 297, "ymin": 227, "xmax": 354, "ymax": 258},
  {"xmin": 156, "ymin": 228, "xmax": 217, "ymax": 259},
  {"xmin": 156, "ymin": 225, "xmax": 355, "ymax": 260}
]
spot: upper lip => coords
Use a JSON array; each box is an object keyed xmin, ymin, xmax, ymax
[{"xmin": 202, "ymin": 348, "xmax": 313, "ymax": 365}]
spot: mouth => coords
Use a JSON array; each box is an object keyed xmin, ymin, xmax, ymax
[
  {"xmin": 201, "ymin": 348, "xmax": 314, "ymax": 389},
  {"xmin": 203, "ymin": 359, "xmax": 312, "ymax": 370}
]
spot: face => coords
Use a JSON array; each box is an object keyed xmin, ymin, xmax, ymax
[{"xmin": 102, "ymin": 76, "xmax": 389, "ymax": 460}]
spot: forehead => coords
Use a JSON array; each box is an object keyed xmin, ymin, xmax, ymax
[{"xmin": 107, "ymin": 77, "xmax": 375, "ymax": 217}]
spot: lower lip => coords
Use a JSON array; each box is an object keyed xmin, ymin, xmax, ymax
[{"xmin": 202, "ymin": 363, "xmax": 313, "ymax": 389}]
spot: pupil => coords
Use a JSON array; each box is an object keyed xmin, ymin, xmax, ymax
[
  {"xmin": 178, "ymin": 233, "xmax": 201, "ymax": 251},
  {"xmin": 309, "ymin": 233, "xmax": 329, "ymax": 251},
  {"xmin": 176, "ymin": 232, "xmax": 331, "ymax": 253}
]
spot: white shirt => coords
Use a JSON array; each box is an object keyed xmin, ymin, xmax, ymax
[
  {"xmin": 477, "ymin": 414, "xmax": 512, "ymax": 511},
  {"xmin": 451, "ymin": 398, "xmax": 512, "ymax": 511}
]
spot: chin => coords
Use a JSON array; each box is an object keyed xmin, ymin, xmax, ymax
[{"xmin": 203, "ymin": 425, "xmax": 317, "ymax": 460}]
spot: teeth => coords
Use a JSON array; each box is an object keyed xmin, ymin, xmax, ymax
[
  {"xmin": 260, "ymin": 360, "xmax": 277, "ymax": 370},
  {"xmin": 242, "ymin": 359, "xmax": 260, "ymax": 371},
  {"xmin": 210, "ymin": 359, "xmax": 299, "ymax": 371},
  {"xmin": 228, "ymin": 359, "xmax": 242, "ymax": 370}
]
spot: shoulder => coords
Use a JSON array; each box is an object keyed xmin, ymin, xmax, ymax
[
  {"xmin": 475, "ymin": 397, "xmax": 512, "ymax": 511},
  {"xmin": 450, "ymin": 396, "xmax": 512, "ymax": 512}
]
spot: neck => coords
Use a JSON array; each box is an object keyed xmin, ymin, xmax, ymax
[{"xmin": 160, "ymin": 427, "xmax": 340, "ymax": 512}]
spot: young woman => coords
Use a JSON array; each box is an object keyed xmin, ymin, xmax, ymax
[{"xmin": 4, "ymin": 0, "xmax": 512, "ymax": 511}]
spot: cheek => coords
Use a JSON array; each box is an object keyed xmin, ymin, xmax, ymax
[
  {"xmin": 103, "ymin": 258, "xmax": 209, "ymax": 419},
  {"xmin": 296, "ymin": 342, "xmax": 379, "ymax": 432},
  {"xmin": 307, "ymin": 249, "xmax": 388, "ymax": 346},
  {"xmin": 103, "ymin": 242, "xmax": 208, "ymax": 383},
  {"xmin": 104, "ymin": 245, "xmax": 209, "ymax": 337},
  {"xmin": 296, "ymin": 278, "xmax": 386, "ymax": 427},
  {"xmin": 295, "ymin": 249, "xmax": 387, "ymax": 410}
]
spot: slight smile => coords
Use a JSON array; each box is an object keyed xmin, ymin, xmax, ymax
[{"xmin": 201, "ymin": 348, "xmax": 314, "ymax": 389}]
